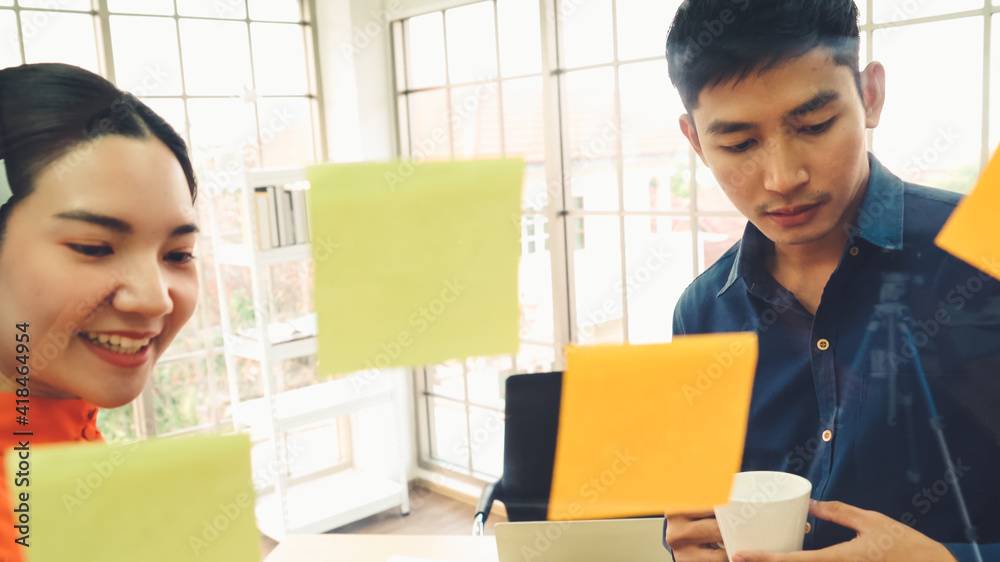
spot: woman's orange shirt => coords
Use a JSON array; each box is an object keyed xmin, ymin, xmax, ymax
[{"xmin": 0, "ymin": 393, "xmax": 103, "ymax": 562}]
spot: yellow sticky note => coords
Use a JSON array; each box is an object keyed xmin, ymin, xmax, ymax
[
  {"xmin": 307, "ymin": 159, "xmax": 523, "ymax": 376},
  {"xmin": 549, "ymin": 333, "xmax": 758, "ymax": 520},
  {"xmin": 6, "ymin": 434, "xmax": 259, "ymax": 561},
  {"xmin": 936, "ymin": 148, "xmax": 1000, "ymax": 281}
]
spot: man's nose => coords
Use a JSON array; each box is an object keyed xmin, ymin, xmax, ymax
[{"xmin": 761, "ymin": 138, "xmax": 808, "ymax": 195}]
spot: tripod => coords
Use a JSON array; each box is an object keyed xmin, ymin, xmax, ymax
[
  {"xmin": 853, "ymin": 273, "xmax": 921, "ymax": 484},
  {"xmin": 853, "ymin": 272, "xmax": 983, "ymax": 562}
]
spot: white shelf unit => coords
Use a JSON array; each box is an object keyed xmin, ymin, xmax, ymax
[
  {"xmin": 226, "ymin": 333, "xmax": 317, "ymax": 363},
  {"xmin": 207, "ymin": 167, "xmax": 411, "ymax": 542},
  {"xmin": 215, "ymin": 241, "xmax": 312, "ymax": 268},
  {"xmin": 230, "ymin": 375, "xmax": 395, "ymax": 435},
  {"xmin": 255, "ymin": 471, "xmax": 404, "ymax": 538},
  {"xmin": 243, "ymin": 371, "xmax": 410, "ymax": 541}
]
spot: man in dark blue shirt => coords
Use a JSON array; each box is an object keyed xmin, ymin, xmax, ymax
[{"xmin": 663, "ymin": 1, "xmax": 1000, "ymax": 561}]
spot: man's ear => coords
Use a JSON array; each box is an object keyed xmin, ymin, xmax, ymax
[
  {"xmin": 679, "ymin": 114, "xmax": 708, "ymax": 165},
  {"xmin": 860, "ymin": 61, "xmax": 886, "ymax": 129}
]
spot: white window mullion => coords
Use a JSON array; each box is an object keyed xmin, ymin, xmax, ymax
[
  {"xmin": 492, "ymin": 0, "xmax": 506, "ymax": 156},
  {"xmin": 461, "ymin": 359, "xmax": 474, "ymax": 473},
  {"xmin": 982, "ymin": 5, "xmax": 992, "ymax": 171},
  {"xmin": 441, "ymin": 12, "xmax": 456, "ymax": 159},
  {"xmin": 94, "ymin": 0, "xmax": 116, "ymax": 82},
  {"xmin": 865, "ymin": 0, "xmax": 875, "ymax": 153},
  {"xmin": 610, "ymin": 0, "xmax": 629, "ymax": 343},
  {"xmin": 688, "ymin": 149, "xmax": 699, "ymax": 279},
  {"xmin": 546, "ymin": 0, "xmax": 580, "ymax": 347},
  {"xmin": 414, "ymin": 367, "xmax": 435, "ymax": 470}
]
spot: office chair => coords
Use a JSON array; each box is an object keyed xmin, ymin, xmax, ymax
[{"xmin": 473, "ymin": 370, "xmax": 563, "ymax": 535}]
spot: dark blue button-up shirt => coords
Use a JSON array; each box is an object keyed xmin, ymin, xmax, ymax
[{"xmin": 672, "ymin": 155, "xmax": 1000, "ymax": 560}]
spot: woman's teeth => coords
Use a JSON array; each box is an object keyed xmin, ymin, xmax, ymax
[{"xmin": 80, "ymin": 332, "xmax": 152, "ymax": 355}]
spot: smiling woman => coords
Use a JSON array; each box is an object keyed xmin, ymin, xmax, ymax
[{"xmin": 0, "ymin": 63, "xmax": 199, "ymax": 561}]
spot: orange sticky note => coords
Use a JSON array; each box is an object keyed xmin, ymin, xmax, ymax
[
  {"xmin": 548, "ymin": 333, "xmax": 758, "ymax": 520},
  {"xmin": 936, "ymin": 149, "xmax": 1000, "ymax": 281}
]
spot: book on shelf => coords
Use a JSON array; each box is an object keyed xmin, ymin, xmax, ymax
[
  {"xmin": 266, "ymin": 185, "xmax": 280, "ymax": 248},
  {"xmin": 291, "ymin": 188, "xmax": 310, "ymax": 244},
  {"xmin": 252, "ymin": 183, "xmax": 312, "ymax": 250},
  {"xmin": 275, "ymin": 186, "xmax": 293, "ymax": 246},
  {"xmin": 253, "ymin": 187, "xmax": 273, "ymax": 251}
]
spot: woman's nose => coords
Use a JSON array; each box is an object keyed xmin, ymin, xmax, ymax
[{"xmin": 112, "ymin": 260, "xmax": 173, "ymax": 318}]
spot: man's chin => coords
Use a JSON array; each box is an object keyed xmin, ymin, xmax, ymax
[
  {"xmin": 756, "ymin": 220, "xmax": 835, "ymax": 247},
  {"xmin": 774, "ymin": 232, "xmax": 829, "ymax": 246}
]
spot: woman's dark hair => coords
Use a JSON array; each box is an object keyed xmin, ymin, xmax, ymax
[
  {"xmin": 0, "ymin": 63, "xmax": 197, "ymax": 243},
  {"xmin": 666, "ymin": 0, "xmax": 862, "ymax": 112}
]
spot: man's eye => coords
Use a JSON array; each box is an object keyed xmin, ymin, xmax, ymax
[
  {"xmin": 723, "ymin": 139, "xmax": 756, "ymax": 153},
  {"xmin": 802, "ymin": 118, "xmax": 836, "ymax": 135},
  {"xmin": 69, "ymin": 244, "xmax": 112, "ymax": 257}
]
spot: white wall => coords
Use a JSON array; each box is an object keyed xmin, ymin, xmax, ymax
[
  {"xmin": 313, "ymin": 0, "xmax": 465, "ymax": 483},
  {"xmin": 313, "ymin": 0, "xmax": 496, "ymax": 488},
  {"xmin": 313, "ymin": 0, "xmax": 487, "ymax": 163},
  {"xmin": 314, "ymin": 0, "xmax": 399, "ymax": 163},
  {"xmin": 392, "ymin": 0, "xmax": 482, "ymax": 19}
]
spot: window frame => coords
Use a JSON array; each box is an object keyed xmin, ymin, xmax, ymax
[
  {"xmin": 0, "ymin": 0, "xmax": 331, "ymax": 454},
  {"xmin": 394, "ymin": 0, "xmax": 1000, "ymax": 483}
]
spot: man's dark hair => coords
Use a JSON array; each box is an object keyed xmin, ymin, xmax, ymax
[{"xmin": 666, "ymin": 0, "xmax": 862, "ymax": 112}]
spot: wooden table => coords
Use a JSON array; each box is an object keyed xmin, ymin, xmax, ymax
[{"xmin": 265, "ymin": 534, "xmax": 500, "ymax": 562}]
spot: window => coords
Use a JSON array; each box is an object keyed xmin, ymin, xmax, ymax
[
  {"xmin": 394, "ymin": 0, "xmax": 998, "ymax": 482},
  {"xmin": 867, "ymin": 3, "xmax": 987, "ymax": 193},
  {"xmin": 0, "ymin": 2, "xmax": 324, "ymax": 457},
  {"xmin": 522, "ymin": 215, "xmax": 549, "ymax": 255},
  {"xmin": 570, "ymin": 196, "xmax": 585, "ymax": 250},
  {"xmin": 394, "ymin": 0, "xmax": 556, "ymax": 480}
]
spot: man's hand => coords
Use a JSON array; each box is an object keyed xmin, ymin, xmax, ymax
[
  {"xmin": 732, "ymin": 500, "xmax": 958, "ymax": 562},
  {"xmin": 665, "ymin": 510, "xmax": 727, "ymax": 562}
]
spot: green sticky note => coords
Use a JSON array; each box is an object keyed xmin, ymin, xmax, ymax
[
  {"xmin": 6, "ymin": 434, "xmax": 259, "ymax": 561},
  {"xmin": 307, "ymin": 158, "xmax": 523, "ymax": 376}
]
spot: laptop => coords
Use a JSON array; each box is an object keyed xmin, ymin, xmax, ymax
[{"xmin": 494, "ymin": 517, "xmax": 673, "ymax": 562}]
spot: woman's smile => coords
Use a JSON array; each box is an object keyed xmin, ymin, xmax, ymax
[{"xmin": 78, "ymin": 334, "xmax": 155, "ymax": 368}]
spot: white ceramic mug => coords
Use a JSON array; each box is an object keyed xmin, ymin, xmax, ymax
[{"xmin": 713, "ymin": 471, "xmax": 812, "ymax": 562}]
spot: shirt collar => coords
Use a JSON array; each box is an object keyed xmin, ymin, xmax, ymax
[
  {"xmin": 849, "ymin": 154, "xmax": 905, "ymax": 251},
  {"xmin": 0, "ymin": 392, "xmax": 103, "ymax": 442},
  {"xmin": 717, "ymin": 153, "xmax": 904, "ymax": 297}
]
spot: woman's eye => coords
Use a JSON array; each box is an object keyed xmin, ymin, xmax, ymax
[
  {"xmin": 723, "ymin": 139, "xmax": 756, "ymax": 153},
  {"xmin": 165, "ymin": 251, "xmax": 196, "ymax": 264},
  {"xmin": 69, "ymin": 244, "xmax": 112, "ymax": 257}
]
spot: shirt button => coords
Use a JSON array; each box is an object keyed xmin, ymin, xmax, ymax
[
  {"xmin": 822, "ymin": 429, "xmax": 834, "ymax": 442},
  {"xmin": 849, "ymin": 246, "xmax": 859, "ymax": 256},
  {"xmin": 816, "ymin": 339, "xmax": 830, "ymax": 351},
  {"xmin": 805, "ymin": 521, "xmax": 812, "ymax": 534}
]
